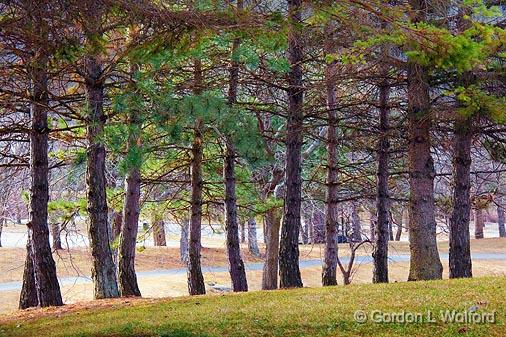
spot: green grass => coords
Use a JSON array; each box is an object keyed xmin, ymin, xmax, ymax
[{"xmin": 1, "ymin": 276, "xmax": 505, "ymax": 337}]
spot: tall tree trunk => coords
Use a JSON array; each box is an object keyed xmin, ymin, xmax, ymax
[
  {"xmin": 222, "ymin": 2, "xmax": 249, "ymax": 292},
  {"xmin": 373, "ymin": 71, "xmax": 390, "ymax": 283},
  {"xmin": 498, "ymin": 204, "xmax": 506, "ymax": 238},
  {"xmin": 118, "ymin": 101, "xmax": 142, "ymax": 296},
  {"xmin": 51, "ymin": 223, "xmax": 63, "ymax": 250},
  {"xmin": 224, "ymin": 141, "xmax": 248, "ymax": 292},
  {"xmin": 406, "ymin": 0, "xmax": 443, "ymax": 281},
  {"xmin": 279, "ymin": 0, "xmax": 304, "ymax": 289},
  {"xmin": 85, "ymin": 55, "xmax": 119, "ymax": 299},
  {"xmin": 153, "ymin": 218, "xmax": 167, "ymax": 246},
  {"xmin": 22, "ymin": 47, "xmax": 62, "ymax": 307},
  {"xmin": 322, "ymin": 39, "xmax": 338, "ymax": 285},
  {"xmin": 0, "ymin": 217, "xmax": 3, "ymax": 247},
  {"xmin": 474, "ymin": 208, "xmax": 484, "ymax": 239},
  {"xmin": 19, "ymin": 239, "xmax": 38, "ymax": 309},
  {"xmin": 187, "ymin": 117, "xmax": 206, "ymax": 295},
  {"xmin": 449, "ymin": 117, "xmax": 473, "ymax": 278},
  {"xmin": 247, "ymin": 218, "xmax": 261, "ymax": 257},
  {"xmin": 262, "ymin": 208, "xmax": 281, "ymax": 290}
]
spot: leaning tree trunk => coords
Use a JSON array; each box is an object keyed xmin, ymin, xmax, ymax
[
  {"xmin": 373, "ymin": 71, "xmax": 390, "ymax": 283},
  {"xmin": 449, "ymin": 116, "xmax": 473, "ymax": 278},
  {"xmin": 247, "ymin": 218, "xmax": 261, "ymax": 257},
  {"xmin": 118, "ymin": 103, "xmax": 142, "ymax": 297},
  {"xmin": 262, "ymin": 208, "xmax": 281, "ymax": 290},
  {"xmin": 279, "ymin": 0, "xmax": 304, "ymax": 289},
  {"xmin": 50, "ymin": 223, "xmax": 63, "ymax": 250},
  {"xmin": 322, "ymin": 21, "xmax": 338, "ymax": 285},
  {"xmin": 187, "ymin": 116, "xmax": 206, "ymax": 295},
  {"xmin": 21, "ymin": 49, "xmax": 62, "ymax": 308},
  {"xmin": 406, "ymin": 0, "xmax": 443, "ymax": 281},
  {"xmin": 85, "ymin": 55, "xmax": 119, "ymax": 299},
  {"xmin": 497, "ymin": 203, "xmax": 506, "ymax": 238},
  {"xmin": 19, "ymin": 239, "xmax": 38, "ymax": 309},
  {"xmin": 474, "ymin": 208, "xmax": 485, "ymax": 239}
]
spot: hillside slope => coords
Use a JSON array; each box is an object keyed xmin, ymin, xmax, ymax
[{"xmin": 0, "ymin": 276, "xmax": 505, "ymax": 337}]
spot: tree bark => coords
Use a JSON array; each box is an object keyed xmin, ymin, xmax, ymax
[
  {"xmin": 19, "ymin": 239, "xmax": 38, "ymax": 309},
  {"xmin": 23, "ymin": 44, "xmax": 62, "ymax": 307},
  {"xmin": 279, "ymin": 0, "xmax": 304, "ymax": 289},
  {"xmin": 373, "ymin": 72, "xmax": 390, "ymax": 283},
  {"xmin": 406, "ymin": 0, "xmax": 443, "ymax": 281},
  {"xmin": 180, "ymin": 218, "xmax": 189, "ymax": 262},
  {"xmin": 475, "ymin": 208, "xmax": 485, "ymax": 239},
  {"xmin": 262, "ymin": 208, "xmax": 281, "ymax": 290},
  {"xmin": 498, "ymin": 204, "xmax": 506, "ymax": 238},
  {"xmin": 85, "ymin": 55, "xmax": 119, "ymax": 299},
  {"xmin": 322, "ymin": 43, "xmax": 339, "ymax": 284},
  {"xmin": 247, "ymin": 218, "xmax": 261, "ymax": 257},
  {"xmin": 118, "ymin": 102, "xmax": 142, "ymax": 296},
  {"xmin": 187, "ymin": 115, "xmax": 206, "ymax": 295},
  {"xmin": 224, "ymin": 141, "xmax": 248, "ymax": 292},
  {"xmin": 0, "ymin": 217, "xmax": 3, "ymax": 247},
  {"xmin": 51, "ymin": 223, "xmax": 63, "ymax": 250},
  {"xmin": 153, "ymin": 218, "xmax": 167, "ymax": 246},
  {"xmin": 449, "ymin": 117, "xmax": 473, "ymax": 278}
]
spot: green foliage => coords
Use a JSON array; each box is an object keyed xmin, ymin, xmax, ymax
[{"xmin": 452, "ymin": 86, "xmax": 506, "ymax": 122}]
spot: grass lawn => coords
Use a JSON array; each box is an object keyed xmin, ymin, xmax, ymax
[{"xmin": 0, "ymin": 276, "xmax": 505, "ymax": 337}]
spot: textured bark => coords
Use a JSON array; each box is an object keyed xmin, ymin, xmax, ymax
[
  {"xmin": 19, "ymin": 239, "xmax": 38, "ymax": 309},
  {"xmin": 118, "ymin": 106, "xmax": 142, "ymax": 296},
  {"xmin": 224, "ymin": 140, "xmax": 248, "ymax": 292},
  {"xmin": 498, "ymin": 204, "xmax": 506, "ymax": 238},
  {"xmin": 180, "ymin": 219, "xmax": 189, "ymax": 262},
  {"xmin": 153, "ymin": 219, "xmax": 167, "ymax": 246},
  {"xmin": 278, "ymin": 0, "xmax": 304, "ymax": 289},
  {"xmin": 247, "ymin": 218, "xmax": 261, "ymax": 257},
  {"xmin": 373, "ymin": 74, "xmax": 390, "ymax": 283},
  {"xmin": 240, "ymin": 223, "xmax": 246, "ymax": 244},
  {"xmin": 406, "ymin": 0, "xmax": 443, "ymax": 281},
  {"xmin": 262, "ymin": 209, "xmax": 281, "ymax": 290},
  {"xmin": 322, "ymin": 32, "xmax": 338, "ymax": 285},
  {"xmin": 187, "ymin": 115, "xmax": 206, "ymax": 295},
  {"xmin": 85, "ymin": 55, "xmax": 119, "ymax": 299},
  {"xmin": 449, "ymin": 117, "xmax": 473, "ymax": 278},
  {"xmin": 24, "ymin": 42, "xmax": 62, "ymax": 307},
  {"xmin": 0, "ymin": 218, "xmax": 3, "ymax": 247},
  {"xmin": 50, "ymin": 223, "xmax": 63, "ymax": 250},
  {"xmin": 474, "ymin": 208, "xmax": 484, "ymax": 239}
]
